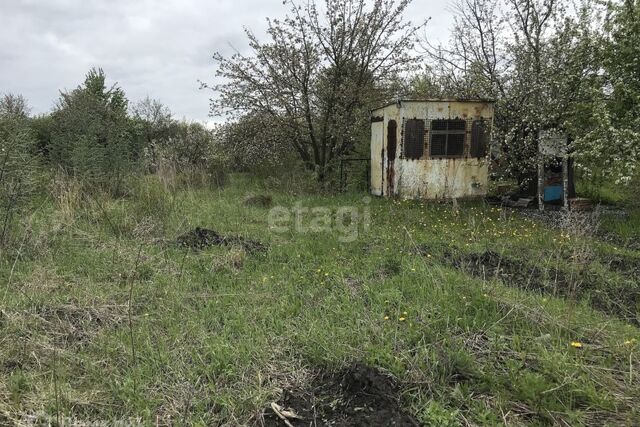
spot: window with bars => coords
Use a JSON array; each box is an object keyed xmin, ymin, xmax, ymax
[
  {"xmin": 403, "ymin": 119, "xmax": 425, "ymax": 159},
  {"xmin": 429, "ymin": 119, "xmax": 466, "ymax": 158}
]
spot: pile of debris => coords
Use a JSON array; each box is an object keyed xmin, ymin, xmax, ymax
[{"xmin": 498, "ymin": 195, "xmax": 536, "ymax": 209}]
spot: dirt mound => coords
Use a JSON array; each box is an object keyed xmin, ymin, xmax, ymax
[
  {"xmin": 604, "ymin": 254, "xmax": 640, "ymax": 277},
  {"xmin": 243, "ymin": 194, "xmax": 273, "ymax": 208},
  {"xmin": 176, "ymin": 227, "xmax": 266, "ymax": 254},
  {"xmin": 264, "ymin": 363, "xmax": 419, "ymax": 427},
  {"xmin": 415, "ymin": 245, "xmax": 640, "ymax": 325}
]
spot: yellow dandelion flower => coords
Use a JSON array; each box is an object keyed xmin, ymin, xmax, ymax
[
  {"xmin": 624, "ymin": 339, "xmax": 637, "ymax": 345},
  {"xmin": 570, "ymin": 341, "xmax": 583, "ymax": 349},
  {"xmin": 384, "ymin": 316, "xmax": 389, "ymax": 320},
  {"xmin": 399, "ymin": 317, "xmax": 406, "ymax": 321}
]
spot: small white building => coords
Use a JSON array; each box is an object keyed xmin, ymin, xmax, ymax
[{"xmin": 370, "ymin": 99, "xmax": 494, "ymax": 199}]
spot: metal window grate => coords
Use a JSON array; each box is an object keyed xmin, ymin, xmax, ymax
[
  {"xmin": 403, "ymin": 119, "xmax": 425, "ymax": 159},
  {"xmin": 470, "ymin": 119, "xmax": 490, "ymax": 158},
  {"xmin": 429, "ymin": 119, "xmax": 467, "ymax": 158}
]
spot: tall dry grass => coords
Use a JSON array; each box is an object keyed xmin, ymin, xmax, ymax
[{"xmin": 50, "ymin": 168, "xmax": 82, "ymax": 224}]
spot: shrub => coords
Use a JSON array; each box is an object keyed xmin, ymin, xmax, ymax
[
  {"xmin": 629, "ymin": 174, "xmax": 640, "ymax": 209},
  {"xmin": 154, "ymin": 121, "xmax": 228, "ymax": 190},
  {"xmin": 215, "ymin": 113, "xmax": 294, "ymax": 175},
  {"xmin": 0, "ymin": 116, "xmax": 39, "ymax": 245},
  {"xmin": 48, "ymin": 68, "xmax": 142, "ymax": 195}
]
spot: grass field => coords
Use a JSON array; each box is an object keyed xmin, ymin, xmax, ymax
[{"xmin": 1, "ymin": 174, "xmax": 639, "ymax": 426}]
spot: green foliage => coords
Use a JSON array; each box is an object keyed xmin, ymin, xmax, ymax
[
  {"xmin": 29, "ymin": 114, "xmax": 54, "ymax": 157},
  {"xmin": 423, "ymin": 0, "xmax": 639, "ymax": 188},
  {"xmin": 48, "ymin": 68, "xmax": 141, "ymax": 194},
  {"xmin": 156, "ymin": 121, "xmax": 228, "ymax": 189},
  {"xmin": 212, "ymin": 0, "xmax": 426, "ymax": 181},
  {"xmin": 0, "ymin": 93, "xmax": 30, "ymax": 119},
  {"xmin": 0, "ymin": 115, "xmax": 39, "ymax": 245},
  {"xmin": 129, "ymin": 176, "xmax": 174, "ymax": 226},
  {"xmin": 131, "ymin": 97, "xmax": 174, "ymax": 173},
  {"xmin": 605, "ymin": 0, "xmax": 640, "ymax": 124},
  {"xmin": 571, "ymin": 0, "xmax": 640, "ymax": 184},
  {"xmin": 215, "ymin": 113, "xmax": 295, "ymax": 174},
  {"xmin": 418, "ymin": 401, "xmax": 461, "ymax": 427},
  {"xmin": 130, "ymin": 97, "xmax": 228, "ymax": 188}
]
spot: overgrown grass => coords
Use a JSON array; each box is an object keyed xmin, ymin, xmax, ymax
[
  {"xmin": 1, "ymin": 174, "xmax": 639, "ymax": 426},
  {"xmin": 600, "ymin": 208, "xmax": 640, "ymax": 244}
]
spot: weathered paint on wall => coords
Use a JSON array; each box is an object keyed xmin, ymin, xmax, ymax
[
  {"xmin": 370, "ymin": 99, "xmax": 494, "ymax": 199},
  {"xmin": 370, "ymin": 121, "xmax": 383, "ymax": 195},
  {"xmin": 395, "ymin": 158, "xmax": 488, "ymax": 199}
]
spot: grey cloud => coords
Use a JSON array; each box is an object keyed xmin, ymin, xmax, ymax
[{"xmin": 0, "ymin": 0, "xmax": 447, "ymax": 122}]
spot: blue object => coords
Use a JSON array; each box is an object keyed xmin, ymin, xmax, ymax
[{"xmin": 544, "ymin": 185, "xmax": 563, "ymax": 202}]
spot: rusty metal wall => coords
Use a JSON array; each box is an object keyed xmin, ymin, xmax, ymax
[{"xmin": 370, "ymin": 100, "xmax": 494, "ymax": 199}]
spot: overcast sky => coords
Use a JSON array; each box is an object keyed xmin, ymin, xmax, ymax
[{"xmin": 0, "ymin": 0, "xmax": 454, "ymax": 123}]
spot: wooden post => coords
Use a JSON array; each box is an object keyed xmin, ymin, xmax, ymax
[
  {"xmin": 562, "ymin": 155, "xmax": 569, "ymax": 210},
  {"xmin": 538, "ymin": 153, "xmax": 545, "ymax": 211}
]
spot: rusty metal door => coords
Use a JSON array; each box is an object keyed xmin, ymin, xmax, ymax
[{"xmin": 385, "ymin": 120, "xmax": 397, "ymax": 196}]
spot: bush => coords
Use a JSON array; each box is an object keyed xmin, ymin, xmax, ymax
[
  {"xmin": 153, "ymin": 121, "xmax": 228, "ymax": 190},
  {"xmin": 629, "ymin": 174, "xmax": 640, "ymax": 209},
  {"xmin": 215, "ymin": 113, "xmax": 294, "ymax": 175},
  {"xmin": 48, "ymin": 68, "xmax": 142, "ymax": 195},
  {"xmin": 0, "ymin": 116, "xmax": 40, "ymax": 245}
]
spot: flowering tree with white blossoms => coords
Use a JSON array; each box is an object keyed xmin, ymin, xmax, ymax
[
  {"xmin": 209, "ymin": 0, "xmax": 427, "ymax": 182},
  {"xmin": 570, "ymin": 0, "xmax": 640, "ymax": 185},
  {"xmin": 422, "ymin": 0, "xmax": 639, "ymax": 191}
]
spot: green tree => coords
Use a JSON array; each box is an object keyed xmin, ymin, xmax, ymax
[
  {"xmin": 0, "ymin": 96, "xmax": 39, "ymax": 245},
  {"xmin": 29, "ymin": 114, "xmax": 54, "ymax": 157},
  {"xmin": 570, "ymin": 0, "xmax": 640, "ymax": 185},
  {"xmin": 422, "ymin": 0, "xmax": 603, "ymax": 191},
  {"xmin": 210, "ymin": 0, "xmax": 427, "ymax": 182},
  {"xmin": 49, "ymin": 68, "xmax": 139, "ymax": 193},
  {"xmin": 0, "ymin": 93, "xmax": 30, "ymax": 119},
  {"xmin": 216, "ymin": 113, "xmax": 298, "ymax": 173},
  {"xmin": 131, "ymin": 96, "xmax": 174, "ymax": 172}
]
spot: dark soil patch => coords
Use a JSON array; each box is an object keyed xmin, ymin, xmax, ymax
[
  {"xmin": 243, "ymin": 194, "xmax": 273, "ymax": 208},
  {"xmin": 603, "ymin": 235, "xmax": 640, "ymax": 251},
  {"xmin": 377, "ymin": 257, "xmax": 402, "ymax": 279},
  {"xmin": 413, "ymin": 244, "xmax": 640, "ymax": 325},
  {"xmin": 176, "ymin": 227, "xmax": 266, "ymax": 254},
  {"xmin": 603, "ymin": 254, "xmax": 640, "ymax": 277},
  {"xmin": 448, "ymin": 250, "xmax": 567, "ymax": 294},
  {"xmin": 264, "ymin": 363, "xmax": 419, "ymax": 427}
]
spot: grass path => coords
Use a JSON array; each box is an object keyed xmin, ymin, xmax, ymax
[{"xmin": 1, "ymin": 175, "xmax": 639, "ymax": 425}]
